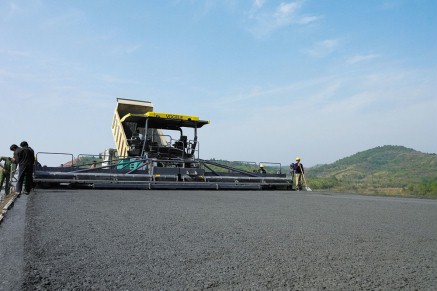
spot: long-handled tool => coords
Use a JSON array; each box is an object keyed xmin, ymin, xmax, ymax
[{"xmin": 299, "ymin": 164, "xmax": 312, "ymax": 191}]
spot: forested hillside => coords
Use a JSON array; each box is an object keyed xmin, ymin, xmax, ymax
[{"xmin": 306, "ymin": 145, "xmax": 437, "ymax": 197}]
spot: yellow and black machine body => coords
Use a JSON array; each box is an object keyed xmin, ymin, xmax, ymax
[{"xmin": 34, "ymin": 99, "xmax": 293, "ymax": 190}]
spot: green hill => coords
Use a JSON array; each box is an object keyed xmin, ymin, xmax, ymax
[{"xmin": 306, "ymin": 145, "xmax": 437, "ymax": 197}]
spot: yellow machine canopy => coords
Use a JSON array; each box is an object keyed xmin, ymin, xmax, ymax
[{"xmin": 120, "ymin": 112, "xmax": 210, "ymax": 130}]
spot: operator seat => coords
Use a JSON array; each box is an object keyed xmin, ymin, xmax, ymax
[{"xmin": 174, "ymin": 135, "xmax": 187, "ymax": 150}]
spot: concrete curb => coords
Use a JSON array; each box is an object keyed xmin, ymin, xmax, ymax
[{"xmin": 0, "ymin": 192, "xmax": 20, "ymax": 224}]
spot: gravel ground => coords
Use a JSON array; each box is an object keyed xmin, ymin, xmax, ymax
[{"xmin": 18, "ymin": 190, "xmax": 437, "ymax": 290}]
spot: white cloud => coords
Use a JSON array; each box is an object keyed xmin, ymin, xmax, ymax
[
  {"xmin": 0, "ymin": 49, "xmax": 31, "ymax": 57},
  {"xmin": 303, "ymin": 39, "xmax": 339, "ymax": 58},
  {"xmin": 273, "ymin": 2, "xmax": 300, "ymax": 26},
  {"xmin": 246, "ymin": 1, "xmax": 320, "ymax": 37},
  {"xmin": 276, "ymin": 2, "xmax": 300, "ymax": 15},
  {"xmin": 253, "ymin": 0, "xmax": 265, "ymax": 9},
  {"xmin": 0, "ymin": 0, "xmax": 42, "ymax": 21},
  {"xmin": 297, "ymin": 15, "xmax": 321, "ymax": 24},
  {"xmin": 346, "ymin": 54, "xmax": 380, "ymax": 64}
]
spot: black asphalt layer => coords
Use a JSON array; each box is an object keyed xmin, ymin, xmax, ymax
[
  {"xmin": 0, "ymin": 195, "xmax": 27, "ymax": 291},
  {"xmin": 4, "ymin": 190, "xmax": 437, "ymax": 290}
]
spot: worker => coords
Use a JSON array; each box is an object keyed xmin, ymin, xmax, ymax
[
  {"xmin": 289, "ymin": 162, "xmax": 295, "ymax": 175},
  {"xmin": 294, "ymin": 157, "xmax": 304, "ymax": 191},
  {"xmin": 0, "ymin": 156, "xmax": 13, "ymax": 195},
  {"xmin": 289, "ymin": 162, "xmax": 295, "ymax": 190},
  {"xmin": 132, "ymin": 129, "xmax": 141, "ymax": 141},
  {"xmin": 138, "ymin": 128, "xmax": 145, "ymax": 140},
  {"xmin": 10, "ymin": 144, "xmax": 19, "ymax": 162},
  {"xmin": 14, "ymin": 141, "xmax": 35, "ymax": 195},
  {"xmin": 258, "ymin": 163, "xmax": 266, "ymax": 174}
]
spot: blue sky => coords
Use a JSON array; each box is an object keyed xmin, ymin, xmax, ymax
[{"xmin": 1, "ymin": 0, "xmax": 436, "ymax": 167}]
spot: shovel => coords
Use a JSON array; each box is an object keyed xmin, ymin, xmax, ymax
[
  {"xmin": 299, "ymin": 164, "xmax": 312, "ymax": 191},
  {"xmin": 302, "ymin": 173, "xmax": 312, "ymax": 191}
]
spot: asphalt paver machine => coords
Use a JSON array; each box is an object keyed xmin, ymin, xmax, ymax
[{"xmin": 34, "ymin": 98, "xmax": 292, "ymax": 190}]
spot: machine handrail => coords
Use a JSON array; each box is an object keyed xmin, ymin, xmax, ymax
[
  {"xmin": 36, "ymin": 152, "xmax": 74, "ymax": 167},
  {"xmin": 259, "ymin": 162, "xmax": 283, "ymax": 174},
  {"xmin": 201, "ymin": 160, "xmax": 259, "ymax": 177}
]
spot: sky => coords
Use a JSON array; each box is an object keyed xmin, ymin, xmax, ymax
[{"xmin": 1, "ymin": 0, "xmax": 436, "ymax": 167}]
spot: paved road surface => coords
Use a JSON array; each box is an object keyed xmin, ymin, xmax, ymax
[
  {"xmin": 1, "ymin": 189, "xmax": 436, "ymax": 290},
  {"xmin": 0, "ymin": 195, "xmax": 26, "ymax": 291}
]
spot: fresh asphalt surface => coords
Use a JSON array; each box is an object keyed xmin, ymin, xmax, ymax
[{"xmin": 0, "ymin": 189, "xmax": 436, "ymax": 290}]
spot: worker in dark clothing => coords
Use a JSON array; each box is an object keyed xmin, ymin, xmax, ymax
[
  {"xmin": 132, "ymin": 129, "xmax": 140, "ymax": 140},
  {"xmin": 294, "ymin": 157, "xmax": 304, "ymax": 191},
  {"xmin": 289, "ymin": 162, "xmax": 295, "ymax": 190},
  {"xmin": 10, "ymin": 144, "xmax": 19, "ymax": 161},
  {"xmin": 258, "ymin": 163, "xmax": 267, "ymax": 174},
  {"xmin": 0, "ymin": 156, "xmax": 13, "ymax": 195},
  {"xmin": 13, "ymin": 141, "xmax": 35, "ymax": 195}
]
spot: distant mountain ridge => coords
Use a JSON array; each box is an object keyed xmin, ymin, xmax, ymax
[{"xmin": 307, "ymin": 145, "xmax": 437, "ymax": 197}]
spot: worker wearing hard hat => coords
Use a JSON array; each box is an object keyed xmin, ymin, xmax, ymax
[
  {"xmin": 0, "ymin": 156, "xmax": 13, "ymax": 195},
  {"xmin": 258, "ymin": 163, "xmax": 266, "ymax": 174},
  {"xmin": 293, "ymin": 157, "xmax": 304, "ymax": 191}
]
